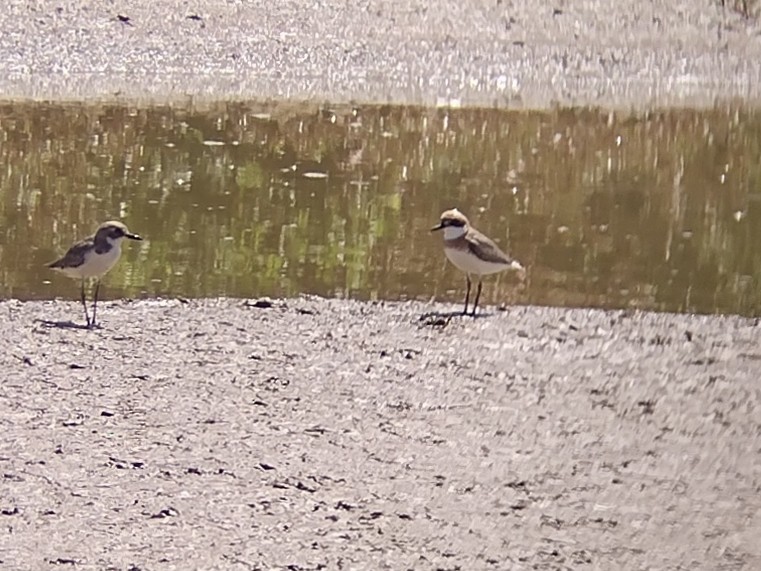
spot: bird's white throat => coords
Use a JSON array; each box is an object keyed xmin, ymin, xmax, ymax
[{"xmin": 443, "ymin": 225, "xmax": 467, "ymax": 240}]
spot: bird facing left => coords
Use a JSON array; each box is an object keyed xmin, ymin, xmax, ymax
[{"xmin": 47, "ymin": 220, "xmax": 143, "ymax": 328}]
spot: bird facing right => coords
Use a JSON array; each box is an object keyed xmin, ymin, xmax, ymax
[
  {"xmin": 431, "ymin": 208, "xmax": 524, "ymax": 316},
  {"xmin": 47, "ymin": 220, "xmax": 143, "ymax": 328}
]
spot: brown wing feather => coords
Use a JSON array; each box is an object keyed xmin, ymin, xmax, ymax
[
  {"xmin": 47, "ymin": 237, "xmax": 95, "ymax": 269},
  {"xmin": 465, "ymin": 229, "xmax": 515, "ymax": 265}
]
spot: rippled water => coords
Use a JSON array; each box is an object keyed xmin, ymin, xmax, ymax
[{"xmin": 1, "ymin": 101, "xmax": 760, "ymax": 315}]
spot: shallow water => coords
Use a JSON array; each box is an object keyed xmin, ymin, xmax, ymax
[{"xmin": 2, "ymin": 101, "xmax": 760, "ymax": 315}]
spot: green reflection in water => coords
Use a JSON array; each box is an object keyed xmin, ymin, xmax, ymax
[{"xmin": 2, "ymin": 102, "xmax": 761, "ymax": 316}]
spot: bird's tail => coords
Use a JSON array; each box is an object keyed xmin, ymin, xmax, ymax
[{"xmin": 510, "ymin": 260, "xmax": 527, "ymax": 280}]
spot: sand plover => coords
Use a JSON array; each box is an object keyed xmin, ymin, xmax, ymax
[
  {"xmin": 47, "ymin": 221, "xmax": 143, "ymax": 328},
  {"xmin": 431, "ymin": 208, "xmax": 523, "ymax": 316}
]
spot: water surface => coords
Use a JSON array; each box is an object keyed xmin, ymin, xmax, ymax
[{"xmin": 2, "ymin": 102, "xmax": 760, "ymax": 315}]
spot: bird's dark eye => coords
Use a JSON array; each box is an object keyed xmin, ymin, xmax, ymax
[{"xmin": 111, "ymin": 227, "xmax": 125, "ymax": 238}]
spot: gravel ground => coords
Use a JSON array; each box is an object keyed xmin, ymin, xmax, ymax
[
  {"xmin": 1, "ymin": 297, "xmax": 760, "ymax": 570},
  {"xmin": 1, "ymin": 1, "xmax": 761, "ymax": 108}
]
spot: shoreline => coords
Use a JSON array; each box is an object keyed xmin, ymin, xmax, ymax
[
  {"xmin": 4, "ymin": 73, "xmax": 761, "ymax": 111},
  {"xmin": 1, "ymin": 2, "xmax": 760, "ymax": 109}
]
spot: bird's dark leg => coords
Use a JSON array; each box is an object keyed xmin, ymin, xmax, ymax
[
  {"xmin": 463, "ymin": 275, "xmax": 471, "ymax": 315},
  {"xmin": 90, "ymin": 279, "xmax": 101, "ymax": 328},
  {"xmin": 80, "ymin": 279, "xmax": 91, "ymax": 327},
  {"xmin": 472, "ymin": 279, "xmax": 483, "ymax": 317}
]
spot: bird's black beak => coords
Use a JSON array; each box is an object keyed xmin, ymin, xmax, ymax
[
  {"xmin": 126, "ymin": 233, "xmax": 143, "ymax": 241},
  {"xmin": 430, "ymin": 222, "xmax": 444, "ymax": 232}
]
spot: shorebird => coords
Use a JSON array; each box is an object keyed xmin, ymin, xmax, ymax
[
  {"xmin": 431, "ymin": 208, "xmax": 524, "ymax": 316},
  {"xmin": 47, "ymin": 221, "xmax": 143, "ymax": 328}
]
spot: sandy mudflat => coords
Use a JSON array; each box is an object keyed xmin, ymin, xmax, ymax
[
  {"xmin": 1, "ymin": 297, "xmax": 759, "ymax": 570},
  {"xmin": 2, "ymin": 1, "xmax": 761, "ymax": 570},
  {"xmin": 1, "ymin": 0, "xmax": 761, "ymax": 108}
]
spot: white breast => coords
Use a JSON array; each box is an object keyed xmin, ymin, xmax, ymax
[
  {"xmin": 61, "ymin": 244, "xmax": 123, "ymax": 279},
  {"xmin": 444, "ymin": 246, "xmax": 513, "ymax": 276}
]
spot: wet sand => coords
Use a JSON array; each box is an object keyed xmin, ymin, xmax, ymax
[
  {"xmin": 2, "ymin": 298, "xmax": 760, "ymax": 570},
  {"xmin": 1, "ymin": 1, "xmax": 761, "ymax": 108}
]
